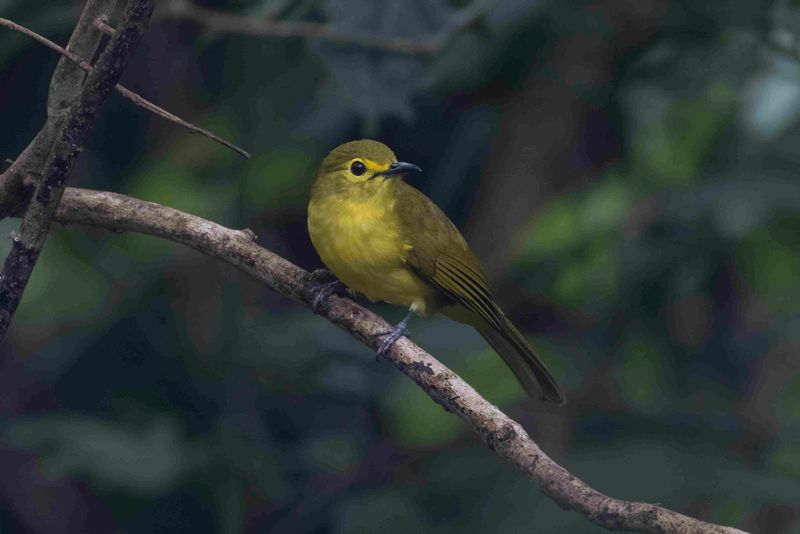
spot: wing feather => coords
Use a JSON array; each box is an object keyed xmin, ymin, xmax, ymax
[
  {"xmin": 394, "ymin": 181, "xmax": 565, "ymax": 404},
  {"xmin": 433, "ymin": 256, "xmax": 504, "ymax": 330}
]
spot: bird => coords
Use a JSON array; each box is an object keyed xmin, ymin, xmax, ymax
[{"xmin": 306, "ymin": 139, "xmax": 565, "ymax": 405}]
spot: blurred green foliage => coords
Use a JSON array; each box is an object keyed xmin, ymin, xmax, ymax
[{"xmin": 1, "ymin": 0, "xmax": 800, "ymax": 532}]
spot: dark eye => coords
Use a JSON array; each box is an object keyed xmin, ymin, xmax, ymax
[{"xmin": 350, "ymin": 160, "xmax": 366, "ymax": 176}]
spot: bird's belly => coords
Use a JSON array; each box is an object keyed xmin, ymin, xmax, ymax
[{"xmin": 309, "ymin": 204, "xmax": 433, "ymax": 312}]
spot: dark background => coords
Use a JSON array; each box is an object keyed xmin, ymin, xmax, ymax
[{"xmin": 1, "ymin": 0, "xmax": 800, "ymax": 532}]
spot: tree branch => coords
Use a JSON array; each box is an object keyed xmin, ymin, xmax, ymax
[
  {"xmin": 161, "ymin": 0, "xmax": 442, "ymax": 55},
  {"xmin": 0, "ymin": 0, "xmax": 154, "ymax": 341},
  {"xmin": 0, "ymin": 17, "xmax": 250, "ymax": 160},
  {"xmin": 0, "ymin": 0, "xmax": 117, "ymax": 220},
  {"xmin": 20, "ymin": 186, "xmax": 746, "ymax": 534}
]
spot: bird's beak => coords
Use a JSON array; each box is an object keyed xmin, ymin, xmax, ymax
[{"xmin": 380, "ymin": 161, "xmax": 422, "ymax": 177}]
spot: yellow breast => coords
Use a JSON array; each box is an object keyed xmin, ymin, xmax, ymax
[{"xmin": 308, "ymin": 190, "xmax": 433, "ymax": 313}]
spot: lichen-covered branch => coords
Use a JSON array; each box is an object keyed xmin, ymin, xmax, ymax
[
  {"xmin": 26, "ymin": 186, "xmax": 746, "ymax": 534},
  {"xmin": 0, "ymin": 0, "xmax": 154, "ymax": 341}
]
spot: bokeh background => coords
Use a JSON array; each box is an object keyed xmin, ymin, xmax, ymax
[{"xmin": 2, "ymin": 0, "xmax": 800, "ymax": 532}]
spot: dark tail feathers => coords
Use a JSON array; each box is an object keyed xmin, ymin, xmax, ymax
[{"xmin": 476, "ymin": 315, "xmax": 565, "ymax": 405}]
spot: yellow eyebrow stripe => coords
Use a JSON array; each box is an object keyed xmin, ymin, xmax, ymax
[{"xmin": 359, "ymin": 159, "xmax": 391, "ymax": 173}]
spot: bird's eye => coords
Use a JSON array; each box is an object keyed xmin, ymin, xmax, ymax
[{"xmin": 350, "ymin": 160, "xmax": 367, "ymax": 176}]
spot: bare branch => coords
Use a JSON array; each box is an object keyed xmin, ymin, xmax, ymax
[
  {"xmin": 18, "ymin": 185, "xmax": 745, "ymax": 534},
  {"xmin": 0, "ymin": 0, "xmax": 155, "ymax": 341},
  {"xmin": 162, "ymin": 0, "xmax": 441, "ymax": 55},
  {"xmin": 114, "ymin": 82, "xmax": 251, "ymax": 159},
  {"xmin": 0, "ymin": 18, "xmax": 96, "ymax": 70},
  {"xmin": 0, "ymin": 17, "xmax": 251, "ymax": 160},
  {"xmin": 0, "ymin": 0, "xmax": 117, "ymax": 218},
  {"xmin": 47, "ymin": 0, "xmax": 114, "ymax": 114}
]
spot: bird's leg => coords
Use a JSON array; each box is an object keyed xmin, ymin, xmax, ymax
[
  {"xmin": 376, "ymin": 310, "xmax": 414, "ymax": 357},
  {"xmin": 306, "ymin": 269, "xmax": 346, "ymax": 313}
]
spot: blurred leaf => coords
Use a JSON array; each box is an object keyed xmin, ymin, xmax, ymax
[
  {"xmin": 216, "ymin": 415, "xmax": 287, "ymax": 500},
  {"xmin": 771, "ymin": 446, "xmax": 800, "ymax": 477},
  {"xmin": 552, "ymin": 238, "xmax": 617, "ymax": 306},
  {"xmin": 128, "ymin": 161, "xmax": 236, "ymax": 220},
  {"xmin": 583, "ymin": 177, "xmax": 635, "ymax": 234},
  {"xmin": 312, "ymin": 0, "xmax": 454, "ymax": 122},
  {"xmin": 427, "ymin": 31, "xmax": 494, "ymax": 93},
  {"xmin": 335, "ymin": 489, "xmax": 429, "ymax": 534},
  {"xmin": 216, "ymin": 478, "xmax": 244, "ymax": 534},
  {"xmin": 240, "ymin": 149, "xmax": 315, "ymax": 212},
  {"xmin": 0, "ymin": 4, "xmax": 76, "ymax": 68},
  {"xmin": 715, "ymin": 500, "xmax": 746, "ymax": 530},
  {"xmin": 322, "ymin": 0, "xmax": 451, "ymax": 39},
  {"xmin": 517, "ymin": 195, "xmax": 581, "ymax": 260},
  {"xmin": 236, "ymin": 313, "xmax": 323, "ymax": 387},
  {"xmin": 459, "ymin": 348, "xmax": 526, "ymax": 406},
  {"xmin": 630, "ymin": 83, "xmax": 737, "ymax": 186},
  {"xmin": 710, "ymin": 187, "xmax": 768, "ymax": 239},
  {"xmin": 779, "ymin": 374, "xmax": 800, "ymax": 419},
  {"xmin": 516, "ymin": 178, "xmax": 632, "ymax": 307},
  {"xmin": 16, "ymin": 233, "xmax": 107, "ymax": 324},
  {"xmin": 568, "ymin": 438, "xmax": 800, "ymax": 513},
  {"xmin": 615, "ymin": 331, "xmax": 671, "ymax": 411},
  {"xmin": 423, "ymin": 447, "xmax": 501, "ymax": 495},
  {"xmin": 5, "ymin": 416, "xmax": 201, "ymax": 496},
  {"xmin": 109, "ymin": 230, "xmax": 173, "ymax": 264},
  {"xmin": 737, "ymin": 227, "xmax": 800, "ymax": 312},
  {"xmin": 517, "ymin": 177, "xmax": 633, "ymax": 260},
  {"xmin": 484, "ymin": 0, "xmax": 544, "ymax": 32},
  {"xmin": 381, "ymin": 375, "xmax": 462, "ymax": 448},
  {"xmin": 169, "ymin": 114, "xmax": 242, "ymax": 172},
  {"xmin": 743, "ymin": 58, "xmax": 800, "ymax": 139},
  {"xmin": 304, "ymin": 434, "xmax": 360, "ymax": 473}
]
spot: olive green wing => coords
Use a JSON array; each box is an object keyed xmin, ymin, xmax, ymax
[{"xmin": 395, "ymin": 183, "xmax": 565, "ymax": 404}]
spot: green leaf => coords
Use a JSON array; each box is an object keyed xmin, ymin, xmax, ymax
[
  {"xmin": 771, "ymin": 447, "xmax": 800, "ymax": 477},
  {"xmin": 460, "ymin": 348, "xmax": 526, "ymax": 406},
  {"xmin": 304, "ymin": 434, "xmax": 360, "ymax": 473},
  {"xmin": 779, "ymin": 374, "xmax": 800, "ymax": 420},
  {"xmin": 240, "ymin": 149, "xmax": 315, "ymax": 211},
  {"xmin": 5, "ymin": 416, "xmax": 201, "ymax": 496},
  {"xmin": 736, "ymin": 228, "xmax": 800, "ymax": 312},
  {"xmin": 630, "ymin": 83, "xmax": 737, "ymax": 186},
  {"xmin": 313, "ymin": 0, "xmax": 454, "ymax": 122},
  {"xmin": 615, "ymin": 332, "xmax": 670, "ymax": 411},
  {"xmin": 336, "ymin": 489, "xmax": 427, "ymax": 534},
  {"xmin": 15, "ymin": 233, "xmax": 107, "ymax": 324},
  {"xmin": 517, "ymin": 195, "xmax": 581, "ymax": 260},
  {"xmin": 381, "ymin": 375, "xmax": 462, "ymax": 448},
  {"xmin": 128, "ymin": 161, "xmax": 235, "ymax": 220}
]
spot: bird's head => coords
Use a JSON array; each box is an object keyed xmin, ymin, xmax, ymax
[{"xmin": 313, "ymin": 140, "xmax": 421, "ymax": 195}]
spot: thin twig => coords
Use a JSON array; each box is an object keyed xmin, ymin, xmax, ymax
[
  {"xmin": 0, "ymin": 0, "xmax": 117, "ymax": 220},
  {"xmin": 0, "ymin": 17, "xmax": 251, "ymax": 159},
  {"xmin": 0, "ymin": 18, "xmax": 96, "ymax": 70},
  {"xmin": 6, "ymin": 185, "xmax": 744, "ymax": 534},
  {"xmin": 162, "ymin": 0, "xmax": 442, "ymax": 55},
  {"xmin": 0, "ymin": 0, "xmax": 155, "ymax": 341}
]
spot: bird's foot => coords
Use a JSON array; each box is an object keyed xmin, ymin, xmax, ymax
[
  {"xmin": 375, "ymin": 313, "xmax": 413, "ymax": 358},
  {"xmin": 306, "ymin": 270, "xmax": 345, "ymax": 313}
]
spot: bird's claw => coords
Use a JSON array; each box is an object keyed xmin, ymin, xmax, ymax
[
  {"xmin": 375, "ymin": 322, "xmax": 410, "ymax": 358},
  {"xmin": 308, "ymin": 279, "xmax": 345, "ymax": 314}
]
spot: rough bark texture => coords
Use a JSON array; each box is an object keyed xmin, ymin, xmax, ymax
[
  {"xmin": 0, "ymin": 0, "xmax": 116, "ymax": 218},
  {"xmin": 0, "ymin": 1, "xmax": 751, "ymax": 531},
  {"xmin": 32, "ymin": 186, "xmax": 746, "ymax": 534},
  {"xmin": 0, "ymin": 0, "xmax": 154, "ymax": 340}
]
